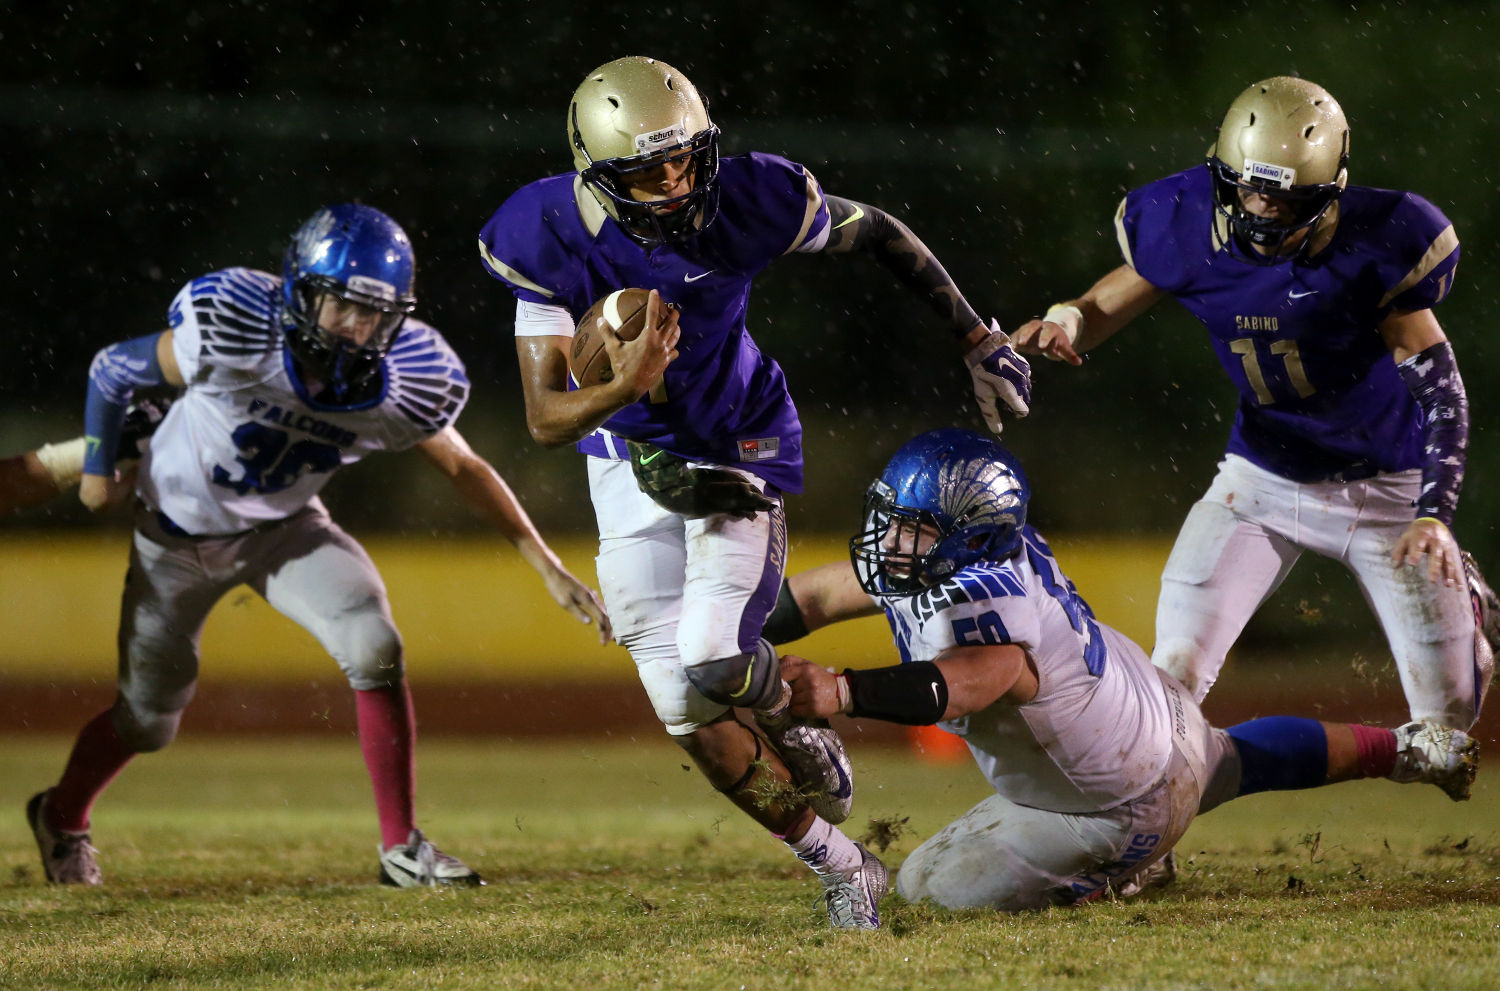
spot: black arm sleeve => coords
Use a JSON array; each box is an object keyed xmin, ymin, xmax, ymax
[{"xmin": 821, "ymin": 196, "xmax": 983, "ymax": 340}]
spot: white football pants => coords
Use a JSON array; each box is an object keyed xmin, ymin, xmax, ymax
[
  {"xmin": 587, "ymin": 456, "xmax": 787, "ymax": 736},
  {"xmin": 897, "ymin": 670, "xmax": 1239, "ymax": 910},
  {"xmin": 114, "ymin": 502, "xmax": 401, "ymax": 750},
  {"xmin": 1153, "ymin": 455, "xmax": 1483, "ymax": 729}
]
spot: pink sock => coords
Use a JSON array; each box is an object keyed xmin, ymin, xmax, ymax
[
  {"xmin": 1351, "ymin": 724, "xmax": 1397, "ymax": 779},
  {"xmin": 356, "ymin": 683, "xmax": 417, "ymax": 848},
  {"xmin": 47, "ymin": 708, "xmax": 137, "ymax": 833}
]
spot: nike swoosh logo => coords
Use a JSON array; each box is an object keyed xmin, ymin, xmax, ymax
[
  {"xmin": 1288, "ymin": 289, "xmax": 1318, "ymax": 299},
  {"xmin": 683, "ymin": 270, "xmax": 715, "ymax": 283},
  {"xmin": 821, "ymin": 742, "xmax": 853, "ymax": 799},
  {"xmin": 638, "ymin": 449, "xmax": 664, "ymax": 466},
  {"xmin": 832, "ymin": 204, "xmax": 865, "ymax": 230}
]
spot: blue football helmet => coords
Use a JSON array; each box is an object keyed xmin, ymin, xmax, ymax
[
  {"xmin": 281, "ymin": 204, "xmax": 417, "ymax": 401},
  {"xmin": 850, "ymin": 429, "xmax": 1029, "ymax": 596}
]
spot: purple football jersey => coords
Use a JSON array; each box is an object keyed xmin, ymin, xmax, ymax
[
  {"xmin": 478, "ymin": 152, "xmax": 829, "ymax": 493},
  {"xmin": 1118, "ymin": 166, "xmax": 1459, "ymax": 481}
]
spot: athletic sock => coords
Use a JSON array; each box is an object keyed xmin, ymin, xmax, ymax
[
  {"xmin": 785, "ymin": 815, "xmax": 862, "ymax": 878},
  {"xmin": 1350, "ymin": 724, "xmax": 1398, "ymax": 779},
  {"xmin": 1226, "ymin": 716, "xmax": 1329, "ymax": 795},
  {"xmin": 47, "ymin": 707, "xmax": 137, "ymax": 833},
  {"xmin": 355, "ymin": 683, "xmax": 417, "ymax": 849}
]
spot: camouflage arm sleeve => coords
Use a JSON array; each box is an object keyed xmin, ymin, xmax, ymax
[
  {"xmin": 820, "ymin": 195, "xmax": 983, "ymax": 340},
  {"xmin": 1396, "ymin": 341, "xmax": 1468, "ymax": 526}
]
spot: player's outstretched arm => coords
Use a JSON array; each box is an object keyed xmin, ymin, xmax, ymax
[
  {"xmin": 781, "ymin": 643, "xmax": 1035, "ymax": 724},
  {"xmin": 763, "ymin": 561, "xmax": 883, "ymax": 645},
  {"xmin": 817, "ymin": 195, "xmax": 1031, "ymax": 434},
  {"xmin": 515, "ymin": 293, "xmax": 680, "ymax": 448},
  {"xmin": 416, "ymin": 426, "xmax": 612, "ymax": 642},
  {"xmin": 1011, "ymin": 264, "xmax": 1165, "ymax": 365},
  {"xmin": 0, "ymin": 449, "xmax": 74, "ymax": 514},
  {"xmin": 819, "ymin": 195, "xmax": 984, "ymax": 341},
  {"xmin": 80, "ymin": 330, "xmax": 184, "ymax": 511},
  {"xmin": 1382, "ymin": 307, "xmax": 1468, "ymax": 587}
]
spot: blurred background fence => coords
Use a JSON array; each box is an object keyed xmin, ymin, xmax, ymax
[{"xmin": 5, "ymin": 0, "xmax": 1500, "ymax": 673}]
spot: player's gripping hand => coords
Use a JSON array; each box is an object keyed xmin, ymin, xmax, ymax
[
  {"xmin": 963, "ymin": 319, "xmax": 1032, "ymax": 435},
  {"xmin": 780, "ymin": 654, "xmax": 843, "ymax": 720},
  {"xmin": 540, "ymin": 563, "xmax": 613, "ymax": 644},
  {"xmin": 602, "ymin": 289, "xmax": 681, "ymax": 403},
  {"xmin": 115, "ymin": 397, "xmax": 172, "ymax": 468},
  {"xmin": 1392, "ymin": 517, "xmax": 1465, "ymax": 587},
  {"xmin": 79, "ymin": 472, "xmax": 134, "ymax": 511},
  {"xmin": 626, "ymin": 440, "xmax": 777, "ymax": 520}
]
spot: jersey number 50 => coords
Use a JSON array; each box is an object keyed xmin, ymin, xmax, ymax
[{"xmin": 212, "ymin": 422, "xmax": 342, "ymax": 496}]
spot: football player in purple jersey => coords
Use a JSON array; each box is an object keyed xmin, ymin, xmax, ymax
[
  {"xmin": 1012, "ymin": 78, "xmax": 1495, "ymax": 894},
  {"xmin": 477, "ymin": 56, "xmax": 1032, "ymax": 929},
  {"xmin": 26, "ymin": 204, "xmax": 609, "ymax": 889}
]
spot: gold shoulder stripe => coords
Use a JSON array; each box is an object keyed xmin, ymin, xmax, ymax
[
  {"xmin": 1113, "ymin": 196, "xmax": 1135, "ymax": 269},
  {"xmin": 1379, "ymin": 224, "xmax": 1459, "ymax": 308},
  {"xmin": 477, "ymin": 239, "xmax": 555, "ymax": 299},
  {"xmin": 572, "ymin": 175, "xmax": 609, "ymax": 237},
  {"xmin": 785, "ymin": 168, "xmax": 826, "ymax": 255}
]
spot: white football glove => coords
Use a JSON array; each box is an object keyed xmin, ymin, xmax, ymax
[{"xmin": 964, "ymin": 319, "xmax": 1032, "ymax": 435}]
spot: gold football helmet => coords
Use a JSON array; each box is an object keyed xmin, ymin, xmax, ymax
[
  {"xmin": 1207, "ymin": 76, "xmax": 1349, "ymax": 260},
  {"xmin": 568, "ymin": 56, "xmax": 721, "ymax": 245}
]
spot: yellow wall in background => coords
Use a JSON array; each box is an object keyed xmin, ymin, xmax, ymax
[{"xmin": 0, "ymin": 533, "xmax": 1170, "ymax": 683}]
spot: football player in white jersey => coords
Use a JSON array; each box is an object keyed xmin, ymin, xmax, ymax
[
  {"xmin": 26, "ymin": 204, "xmax": 609, "ymax": 888},
  {"xmin": 763, "ymin": 429, "xmax": 1479, "ymax": 911}
]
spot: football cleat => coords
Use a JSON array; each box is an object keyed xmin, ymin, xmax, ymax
[
  {"xmin": 378, "ymin": 829, "xmax": 484, "ymax": 888},
  {"xmin": 755, "ymin": 693, "xmax": 854, "ymax": 824},
  {"xmin": 26, "ymin": 790, "xmax": 102, "ymax": 885},
  {"xmin": 1112, "ymin": 850, "xmax": 1177, "ymax": 900},
  {"xmin": 1388, "ymin": 721, "xmax": 1479, "ymax": 802},
  {"xmin": 1463, "ymin": 551, "xmax": 1500, "ymax": 655},
  {"xmin": 820, "ymin": 842, "xmax": 888, "ymax": 930}
]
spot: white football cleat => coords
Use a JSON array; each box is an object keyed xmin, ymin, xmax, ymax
[
  {"xmin": 1389, "ymin": 721, "xmax": 1479, "ymax": 802},
  {"xmin": 820, "ymin": 842, "xmax": 888, "ymax": 930},
  {"xmin": 378, "ymin": 829, "xmax": 484, "ymax": 888},
  {"xmin": 755, "ymin": 696, "xmax": 854, "ymax": 824},
  {"xmin": 26, "ymin": 790, "xmax": 102, "ymax": 885},
  {"xmin": 1113, "ymin": 850, "xmax": 1177, "ymax": 900},
  {"xmin": 1462, "ymin": 551, "xmax": 1497, "ymax": 714}
]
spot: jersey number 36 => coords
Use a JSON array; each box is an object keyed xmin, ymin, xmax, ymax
[{"xmin": 212, "ymin": 422, "xmax": 342, "ymax": 496}]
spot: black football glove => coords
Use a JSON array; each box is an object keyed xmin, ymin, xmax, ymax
[
  {"xmin": 626, "ymin": 440, "xmax": 778, "ymax": 520},
  {"xmin": 115, "ymin": 397, "xmax": 173, "ymax": 464}
]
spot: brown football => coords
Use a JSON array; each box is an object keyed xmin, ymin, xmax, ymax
[{"xmin": 569, "ymin": 288, "xmax": 655, "ymax": 389}]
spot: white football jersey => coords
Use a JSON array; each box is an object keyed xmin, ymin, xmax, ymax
[
  {"xmin": 878, "ymin": 527, "xmax": 1174, "ymax": 814},
  {"xmin": 138, "ymin": 268, "xmax": 470, "ymax": 535}
]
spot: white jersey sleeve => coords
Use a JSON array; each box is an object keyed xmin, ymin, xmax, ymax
[
  {"xmin": 881, "ymin": 529, "xmax": 1175, "ymax": 814},
  {"xmin": 378, "ymin": 319, "xmax": 471, "ymax": 450}
]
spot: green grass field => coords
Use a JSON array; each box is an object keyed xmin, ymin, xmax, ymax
[{"xmin": 2, "ymin": 734, "xmax": 1498, "ymax": 990}]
